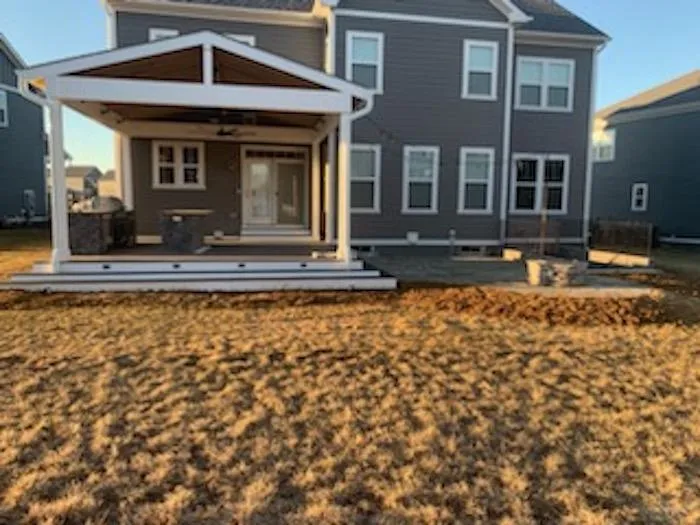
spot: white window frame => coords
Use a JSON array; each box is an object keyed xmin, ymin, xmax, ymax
[
  {"xmin": 345, "ymin": 30, "xmax": 385, "ymax": 94},
  {"xmin": 350, "ymin": 144, "xmax": 382, "ymax": 214},
  {"xmin": 152, "ymin": 141, "xmax": 206, "ymax": 190},
  {"xmin": 631, "ymin": 183, "xmax": 648, "ymax": 212},
  {"xmin": 515, "ymin": 56, "xmax": 575, "ymax": 112},
  {"xmin": 0, "ymin": 90, "xmax": 7, "ymax": 128},
  {"xmin": 148, "ymin": 28, "xmax": 180, "ymax": 41},
  {"xmin": 227, "ymin": 34, "xmax": 256, "ymax": 46},
  {"xmin": 458, "ymin": 147, "xmax": 495, "ymax": 214},
  {"xmin": 402, "ymin": 146, "xmax": 440, "ymax": 215},
  {"xmin": 461, "ymin": 40, "xmax": 499, "ymax": 101},
  {"xmin": 593, "ymin": 128, "xmax": 616, "ymax": 162},
  {"xmin": 510, "ymin": 153, "xmax": 570, "ymax": 215}
]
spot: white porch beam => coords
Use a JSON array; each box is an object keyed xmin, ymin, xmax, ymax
[
  {"xmin": 53, "ymin": 76, "xmax": 353, "ymax": 113},
  {"xmin": 336, "ymin": 113, "xmax": 351, "ymax": 262},
  {"xmin": 122, "ymin": 136, "xmax": 134, "ymax": 210},
  {"xmin": 325, "ymin": 129, "xmax": 337, "ymax": 243},
  {"xmin": 48, "ymin": 102, "xmax": 70, "ymax": 270},
  {"xmin": 113, "ymin": 134, "xmax": 124, "ymax": 201},
  {"xmin": 311, "ymin": 141, "xmax": 321, "ymax": 241}
]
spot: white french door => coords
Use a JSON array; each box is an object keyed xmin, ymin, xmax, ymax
[{"xmin": 241, "ymin": 147, "xmax": 309, "ymax": 231}]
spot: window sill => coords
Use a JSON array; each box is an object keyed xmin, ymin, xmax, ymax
[
  {"xmin": 461, "ymin": 94, "xmax": 498, "ymax": 102},
  {"xmin": 152, "ymin": 184, "xmax": 207, "ymax": 191},
  {"xmin": 509, "ymin": 209, "xmax": 568, "ymax": 216},
  {"xmin": 515, "ymin": 105, "xmax": 573, "ymax": 114},
  {"xmin": 351, "ymin": 209, "xmax": 381, "ymax": 215},
  {"xmin": 401, "ymin": 209, "xmax": 438, "ymax": 215},
  {"xmin": 458, "ymin": 209, "xmax": 494, "ymax": 215}
]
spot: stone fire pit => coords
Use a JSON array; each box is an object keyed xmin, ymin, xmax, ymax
[{"xmin": 526, "ymin": 258, "xmax": 588, "ymax": 287}]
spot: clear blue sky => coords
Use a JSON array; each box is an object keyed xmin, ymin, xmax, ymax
[{"xmin": 1, "ymin": 0, "xmax": 699, "ymax": 171}]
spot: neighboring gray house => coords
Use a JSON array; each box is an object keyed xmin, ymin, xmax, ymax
[
  {"xmin": 0, "ymin": 34, "xmax": 45, "ymax": 221},
  {"xmin": 9, "ymin": 0, "xmax": 608, "ymax": 291},
  {"xmin": 65, "ymin": 165, "xmax": 103, "ymax": 203},
  {"xmin": 592, "ymin": 70, "xmax": 700, "ymax": 243}
]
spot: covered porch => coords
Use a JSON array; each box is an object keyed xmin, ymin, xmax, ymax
[{"xmin": 10, "ymin": 31, "xmax": 396, "ymax": 291}]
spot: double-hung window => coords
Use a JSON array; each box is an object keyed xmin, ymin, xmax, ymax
[
  {"xmin": 227, "ymin": 34, "xmax": 256, "ymax": 46},
  {"xmin": 153, "ymin": 142, "xmax": 206, "ymax": 190},
  {"xmin": 593, "ymin": 128, "xmax": 616, "ymax": 162},
  {"xmin": 346, "ymin": 31, "xmax": 384, "ymax": 93},
  {"xmin": 631, "ymin": 183, "xmax": 648, "ymax": 212},
  {"xmin": 149, "ymin": 28, "xmax": 179, "ymax": 41},
  {"xmin": 516, "ymin": 57, "xmax": 575, "ymax": 111},
  {"xmin": 0, "ymin": 90, "xmax": 7, "ymax": 128},
  {"xmin": 459, "ymin": 147, "xmax": 495, "ymax": 214},
  {"xmin": 402, "ymin": 146, "xmax": 440, "ymax": 214},
  {"xmin": 350, "ymin": 144, "xmax": 381, "ymax": 213},
  {"xmin": 511, "ymin": 154, "xmax": 569, "ymax": 214},
  {"xmin": 462, "ymin": 40, "xmax": 499, "ymax": 100}
]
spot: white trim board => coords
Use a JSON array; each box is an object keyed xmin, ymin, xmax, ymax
[
  {"xmin": 349, "ymin": 143, "xmax": 382, "ymax": 214},
  {"xmin": 52, "ymin": 76, "xmax": 352, "ymax": 114},
  {"xmin": 660, "ymin": 237, "xmax": 700, "ymax": 246},
  {"xmin": 401, "ymin": 145, "xmax": 440, "ymax": 215},
  {"xmin": 461, "ymin": 39, "xmax": 500, "ymax": 101},
  {"xmin": 20, "ymin": 30, "xmax": 371, "ymax": 101},
  {"xmin": 458, "ymin": 147, "xmax": 496, "ymax": 215},
  {"xmin": 335, "ymin": 9, "xmax": 510, "ymax": 29},
  {"xmin": 345, "ymin": 30, "xmax": 385, "ymax": 94}
]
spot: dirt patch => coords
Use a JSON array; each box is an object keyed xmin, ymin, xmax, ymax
[
  {"xmin": 625, "ymin": 271, "xmax": 700, "ymax": 299},
  {"xmin": 0, "ymin": 285, "xmax": 677, "ymax": 326}
]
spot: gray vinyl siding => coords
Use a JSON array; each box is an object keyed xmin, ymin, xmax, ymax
[
  {"xmin": 509, "ymin": 44, "xmax": 594, "ymax": 240},
  {"xmin": 0, "ymin": 51, "xmax": 17, "ymax": 87},
  {"xmin": 337, "ymin": 0, "xmax": 507, "ymax": 22},
  {"xmin": 592, "ymin": 111, "xmax": 700, "ymax": 238},
  {"xmin": 337, "ymin": 17, "xmax": 508, "ymax": 241},
  {"xmin": 0, "ymin": 91, "xmax": 46, "ymax": 218},
  {"xmin": 115, "ymin": 12, "xmax": 324, "ymax": 68},
  {"xmin": 131, "ymin": 139, "xmax": 242, "ymax": 236}
]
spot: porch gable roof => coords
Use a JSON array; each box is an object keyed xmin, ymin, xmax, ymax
[{"xmin": 18, "ymin": 30, "xmax": 371, "ymax": 101}]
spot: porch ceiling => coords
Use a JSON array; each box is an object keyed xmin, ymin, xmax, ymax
[{"xmin": 98, "ymin": 103, "xmax": 325, "ymax": 128}]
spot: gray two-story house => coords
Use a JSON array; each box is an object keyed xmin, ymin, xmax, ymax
[
  {"xmin": 9, "ymin": 0, "xmax": 608, "ymax": 292},
  {"xmin": 0, "ymin": 34, "xmax": 45, "ymax": 222},
  {"xmin": 592, "ymin": 70, "xmax": 700, "ymax": 243}
]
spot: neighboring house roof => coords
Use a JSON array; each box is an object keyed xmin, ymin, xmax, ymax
[
  {"xmin": 597, "ymin": 70, "xmax": 700, "ymax": 122},
  {"xmin": 0, "ymin": 33, "xmax": 27, "ymax": 69},
  {"xmin": 167, "ymin": 0, "xmax": 314, "ymax": 10},
  {"xmin": 512, "ymin": 0, "xmax": 608, "ymax": 38},
  {"xmin": 103, "ymin": 169, "xmax": 116, "ymax": 180}
]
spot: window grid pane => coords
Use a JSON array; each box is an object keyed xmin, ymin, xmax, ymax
[
  {"xmin": 351, "ymin": 37, "xmax": 379, "ymax": 63},
  {"xmin": 469, "ymin": 45, "xmax": 494, "ymax": 72},
  {"xmin": 408, "ymin": 151, "xmax": 436, "ymax": 181}
]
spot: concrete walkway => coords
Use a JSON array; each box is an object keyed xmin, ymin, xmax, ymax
[{"xmin": 364, "ymin": 256, "xmax": 657, "ymax": 298}]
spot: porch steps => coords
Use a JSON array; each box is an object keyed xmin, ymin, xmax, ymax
[{"xmin": 2, "ymin": 263, "xmax": 397, "ymax": 293}]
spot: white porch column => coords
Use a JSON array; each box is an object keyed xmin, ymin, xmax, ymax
[
  {"xmin": 325, "ymin": 129, "xmax": 337, "ymax": 242},
  {"xmin": 48, "ymin": 102, "xmax": 70, "ymax": 271},
  {"xmin": 311, "ymin": 140, "xmax": 321, "ymax": 241},
  {"xmin": 122, "ymin": 135, "xmax": 134, "ymax": 210},
  {"xmin": 336, "ymin": 113, "xmax": 351, "ymax": 262}
]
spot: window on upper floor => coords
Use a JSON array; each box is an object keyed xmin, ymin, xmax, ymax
[
  {"xmin": 346, "ymin": 31, "xmax": 384, "ymax": 94},
  {"xmin": 511, "ymin": 154, "xmax": 570, "ymax": 214},
  {"xmin": 149, "ymin": 28, "xmax": 179, "ymax": 42},
  {"xmin": 0, "ymin": 90, "xmax": 7, "ymax": 128},
  {"xmin": 152, "ymin": 142, "xmax": 206, "ymax": 190},
  {"xmin": 462, "ymin": 40, "xmax": 499, "ymax": 101},
  {"xmin": 227, "ymin": 34, "xmax": 256, "ymax": 46},
  {"xmin": 516, "ymin": 57, "xmax": 575, "ymax": 112},
  {"xmin": 459, "ymin": 147, "xmax": 495, "ymax": 214},
  {"xmin": 593, "ymin": 128, "xmax": 616, "ymax": 162},
  {"xmin": 350, "ymin": 144, "xmax": 381, "ymax": 213},
  {"xmin": 631, "ymin": 183, "xmax": 648, "ymax": 212},
  {"xmin": 403, "ymin": 146, "xmax": 440, "ymax": 214}
]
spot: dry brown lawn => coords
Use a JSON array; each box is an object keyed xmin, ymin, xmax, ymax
[{"xmin": 0, "ymin": 231, "xmax": 699, "ymax": 523}]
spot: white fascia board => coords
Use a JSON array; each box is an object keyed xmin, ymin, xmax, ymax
[
  {"xmin": 516, "ymin": 30, "xmax": 609, "ymax": 49},
  {"xmin": 54, "ymin": 76, "xmax": 352, "ymax": 113},
  {"xmin": 20, "ymin": 31, "xmax": 371, "ymax": 102},
  {"xmin": 122, "ymin": 121, "xmax": 318, "ymax": 144},
  {"xmin": 335, "ymin": 9, "xmax": 510, "ymax": 30},
  {"xmin": 490, "ymin": 0, "xmax": 532, "ymax": 23}
]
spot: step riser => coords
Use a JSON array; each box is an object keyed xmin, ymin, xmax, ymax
[
  {"xmin": 35, "ymin": 260, "xmax": 364, "ymax": 274},
  {"xmin": 11, "ymin": 270, "xmax": 382, "ymax": 284},
  {"xmin": 1, "ymin": 278, "xmax": 398, "ymax": 293}
]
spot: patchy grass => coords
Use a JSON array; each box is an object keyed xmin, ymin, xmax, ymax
[
  {"xmin": 1, "ymin": 288, "xmax": 699, "ymax": 523},
  {"xmin": 1, "ymin": 229, "xmax": 699, "ymax": 523},
  {"xmin": 0, "ymin": 228, "xmax": 50, "ymax": 279}
]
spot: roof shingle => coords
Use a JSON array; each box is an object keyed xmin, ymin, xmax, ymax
[
  {"xmin": 167, "ymin": 0, "xmax": 314, "ymax": 11},
  {"xmin": 512, "ymin": 0, "xmax": 608, "ymax": 38}
]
